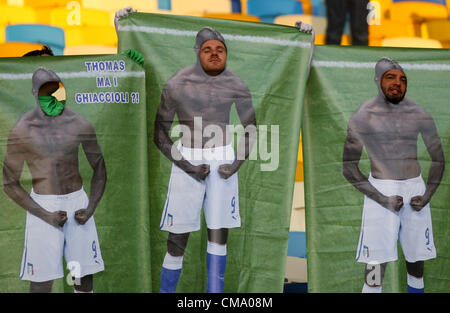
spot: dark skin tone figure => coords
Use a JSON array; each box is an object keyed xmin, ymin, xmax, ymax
[
  {"xmin": 343, "ymin": 68, "xmax": 445, "ymax": 287},
  {"xmin": 3, "ymin": 80, "xmax": 107, "ymax": 293},
  {"xmin": 154, "ymin": 39, "xmax": 257, "ymax": 258}
]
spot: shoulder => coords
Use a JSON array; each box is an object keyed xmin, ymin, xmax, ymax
[
  {"xmin": 403, "ymin": 97, "xmax": 430, "ymax": 115},
  {"xmin": 349, "ymin": 98, "xmax": 376, "ymax": 123},
  {"xmin": 222, "ymin": 69, "xmax": 250, "ymax": 92},
  {"xmin": 10, "ymin": 109, "xmax": 37, "ymax": 134},
  {"xmin": 165, "ymin": 65, "xmax": 196, "ymax": 86},
  {"xmin": 63, "ymin": 108, "xmax": 95, "ymax": 131}
]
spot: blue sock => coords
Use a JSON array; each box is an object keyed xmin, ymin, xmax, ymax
[
  {"xmin": 160, "ymin": 267, "xmax": 181, "ymax": 293},
  {"xmin": 160, "ymin": 252, "xmax": 183, "ymax": 293},
  {"xmin": 206, "ymin": 252, "xmax": 227, "ymax": 293},
  {"xmin": 407, "ymin": 285, "xmax": 424, "ymax": 293}
]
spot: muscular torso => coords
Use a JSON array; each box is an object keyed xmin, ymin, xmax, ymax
[
  {"xmin": 164, "ymin": 65, "xmax": 252, "ymax": 148},
  {"xmin": 350, "ymin": 97, "xmax": 428, "ymax": 180},
  {"xmin": 16, "ymin": 108, "xmax": 86, "ymax": 194}
]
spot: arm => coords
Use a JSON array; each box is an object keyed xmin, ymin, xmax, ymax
[
  {"xmin": 75, "ymin": 122, "xmax": 107, "ymax": 224},
  {"xmin": 342, "ymin": 118, "xmax": 403, "ymax": 212},
  {"xmin": 410, "ymin": 115, "xmax": 445, "ymax": 211},
  {"xmin": 218, "ymin": 84, "xmax": 257, "ymax": 179},
  {"xmin": 3, "ymin": 124, "xmax": 67, "ymax": 227},
  {"xmin": 154, "ymin": 87, "xmax": 210, "ymax": 181}
]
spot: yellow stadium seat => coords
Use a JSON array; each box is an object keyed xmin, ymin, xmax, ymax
[
  {"xmin": 35, "ymin": 7, "xmax": 112, "ymax": 28},
  {"xmin": 295, "ymin": 133, "xmax": 304, "ymax": 182},
  {"xmin": 81, "ymin": 0, "xmax": 158, "ymax": 13},
  {"xmin": 274, "ymin": 14, "xmax": 327, "ymax": 33},
  {"xmin": 369, "ymin": 19, "xmax": 416, "ymax": 45},
  {"xmin": 424, "ymin": 18, "xmax": 450, "ymax": 42},
  {"xmin": 171, "ymin": 0, "xmax": 232, "ymax": 14},
  {"xmin": 390, "ymin": 1, "xmax": 448, "ymax": 22},
  {"xmin": 23, "ymin": 0, "xmax": 72, "ymax": 8},
  {"xmin": 64, "ymin": 25, "xmax": 117, "ymax": 47},
  {"xmin": 64, "ymin": 44, "xmax": 117, "ymax": 55},
  {"xmin": 381, "ymin": 36, "xmax": 442, "ymax": 48},
  {"xmin": 0, "ymin": 41, "xmax": 46, "ymax": 57},
  {"xmin": 299, "ymin": 0, "xmax": 313, "ymax": 15},
  {"xmin": 202, "ymin": 13, "xmax": 260, "ymax": 22},
  {"xmin": 0, "ymin": 5, "xmax": 36, "ymax": 25}
]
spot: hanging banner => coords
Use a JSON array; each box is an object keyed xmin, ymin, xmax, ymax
[
  {"xmin": 0, "ymin": 54, "xmax": 149, "ymax": 292},
  {"xmin": 303, "ymin": 45, "xmax": 450, "ymax": 293},
  {"xmin": 118, "ymin": 13, "xmax": 312, "ymax": 292}
]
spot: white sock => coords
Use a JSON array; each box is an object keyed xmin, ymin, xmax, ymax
[
  {"xmin": 207, "ymin": 241, "xmax": 227, "ymax": 256},
  {"xmin": 362, "ymin": 283, "xmax": 382, "ymax": 293},
  {"xmin": 407, "ymin": 273, "xmax": 424, "ymax": 289},
  {"xmin": 162, "ymin": 252, "xmax": 184, "ymax": 270}
]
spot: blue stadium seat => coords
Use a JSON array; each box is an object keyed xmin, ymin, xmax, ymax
[
  {"xmin": 158, "ymin": 0, "xmax": 171, "ymax": 10},
  {"xmin": 287, "ymin": 231, "xmax": 306, "ymax": 258},
  {"xmin": 247, "ymin": 0, "xmax": 303, "ymax": 23},
  {"xmin": 311, "ymin": 0, "xmax": 327, "ymax": 16},
  {"xmin": 5, "ymin": 24, "xmax": 65, "ymax": 55}
]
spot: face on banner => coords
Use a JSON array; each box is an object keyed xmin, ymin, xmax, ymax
[
  {"xmin": 0, "ymin": 55, "xmax": 148, "ymax": 293},
  {"xmin": 118, "ymin": 13, "xmax": 312, "ymax": 292},
  {"xmin": 303, "ymin": 46, "xmax": 450, "ymax": 293}
]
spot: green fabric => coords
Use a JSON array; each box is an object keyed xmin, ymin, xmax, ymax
[
  {"xmin": 38, "ymin": 95, "xmax": 65, "ymax": 116},
  {"xmin": 0, "ymin": 54, "xmax": 149, "ymax": 292},
  {"xmin": 118, "ymin": 13, "xmax": 312, "ymax": 292},
  {"xmin": 303, "ymin": 45, "xmax": 450, "ymax": 293},
  {"xmin": 125, "ymin": 49, "xmax": 144, "ymax": 66}
]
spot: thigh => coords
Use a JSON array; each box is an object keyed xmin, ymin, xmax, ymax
[
  {"xmin": 160, "ymin": 163, "xmax": 206, "ymax": 233},
  {"xmin": 64, "ymin": 192, "xmax": 104, "ymax": 278},
  {"xmin": 20, "ymin": 202, "xmax": 65, "ymax": 282}
]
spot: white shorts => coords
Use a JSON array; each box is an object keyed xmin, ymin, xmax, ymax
[
  {"xmin": 356, "ymin": 174, "xmax": 436, "ymax": 264},
  {"xmin": 20, "ymin": 188, "xmax": 104, "ymax": 282},
  {"xmin": 160, "ymin": 144, "xmax": 241, "ymax": 234}
]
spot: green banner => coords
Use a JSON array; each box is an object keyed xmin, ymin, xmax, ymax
[
  {"xmin": 0, "ymin": 54, "xmax": 149, "ymax": 292},
  {"xmin": 118, "ymin": 13, "xmax": 312, "ymax": 292},
  {"xmin": 303, "ymin": 45, "xmax": 450, "ymax": 293}
]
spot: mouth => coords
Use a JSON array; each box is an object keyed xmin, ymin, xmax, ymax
[{"xmin": 389, "ymin": 88, "xmax": 402, "ymax": 96}]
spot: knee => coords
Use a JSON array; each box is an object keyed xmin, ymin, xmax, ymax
[{"xmin": 167, "ymin": 233, "xmax": 190, "ymax": 256}]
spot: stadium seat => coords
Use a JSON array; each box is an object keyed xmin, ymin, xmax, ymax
[
  {"xmin": 310, "ymin": 0, "xmax": 326, "ymax": 17},
  {"xmin": 274, "ymin": 14, "xmax": 327, "ymax": 33},
  {"xmin": 0, "ymin": 42, "xmax": 45, "ymax": 57},
  {"xmin": 202, "ymin": 13, "xmax": 261, "ymax": 22},
  {"xmin": 300, "ymin": 0, "xmax": 313, "ymax": 15},
  {"xmin": 381, "ymin": 36, "xmax": 443, "ymax": 48},
  {"xmin": 5, "ymin": 24, "xmax": 65, "ymax": 55},
  {"xmin": 0, "ymin": 4, "xmax": 36, "ymax": 25},
  {"xmin": 390, "ymin": 0, "xmax": 448, "ymax": 22},
  {"xmin": 64, "ymin": 25, "xmax": 117, "ymax": 47},
  {"xmin": 35, "ymin": 7, "xmax": 112, "ymax": 28},
  {"xmin": 171, "ymin": 0, "xmax": 232, "ymax": 15},
  {"xmin": 423, "ymin": 18, "xmax": 450, "ymax": 47},
  {"xmin": 247, "ymin": 0, "xmax": 304, "ymax": 23},
  {"xmin": 23, "ymin": 0, "xmax": 72, "ymax": 8},
  {"xmin": 64, "ymin": 44, "xmax": 117, "ymax": 55}
]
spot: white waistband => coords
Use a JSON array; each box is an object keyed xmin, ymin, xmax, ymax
[
  {"xmin": 368, "ymin": 173, "xmax": 423, "ymax": 184},
  {"xmin": 30, "ymin": 187, "xmax": 85, "ymax": 200}
]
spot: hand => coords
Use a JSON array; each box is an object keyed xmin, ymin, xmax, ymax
[
  {"xmin": 295, "ymin": 21, "xmax": 313, "ymax": 33},
  {"xmin": 114, "ymin": 6, "xmax": 137, "ymax": 32},
  {"xmin": 74, "ymin": 209, "xmax": 92, "ymax": 225},
  {"xmin": 186, "ymin": 164, "xmax": 210, "ymax": 181},
  {"xmin": 47, "ymin": 210, "xmax": 67, "ymax": 227},
  {"xmin": 383, "ymin": 195, "xmax": 403, "ymax": 212},
  {"xmin": 125, "ymin": 49, "xmax": 144, "ymax": 66},
  {"xmin": 410, "ymin": 196, "xmax": 427, "ymax": 211},
  {"xmin": 218, "ymin": 163, "xmax": 236, "ymax": 180}
]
